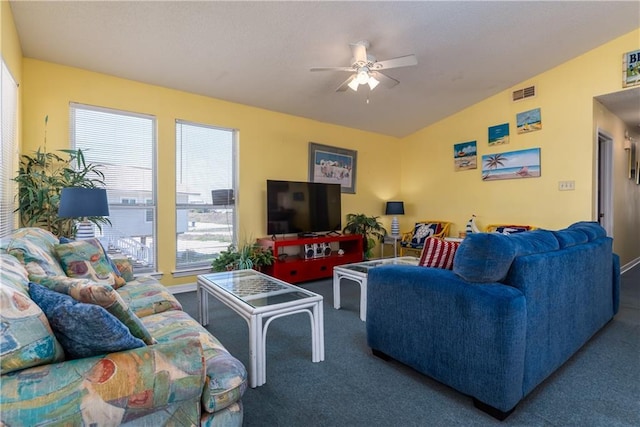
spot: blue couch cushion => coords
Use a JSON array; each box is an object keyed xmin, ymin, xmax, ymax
[
  {"xmin": 29, "ymin": 282, "xmax": 145, "ymax": 359},
  {"xmin": 568, "ymin": 221, "xmax": 606, "ymax": 241},
  {"xmin": 552, "ymin": 229, "xmax": 589, "ymax": 249},
  {"xmin": 453, "ymin": 233, "xmax": 516, "ymax": 283},
  {"xmin": 508, "ymin": 229, "xmax": 559, "ymax": 256}
]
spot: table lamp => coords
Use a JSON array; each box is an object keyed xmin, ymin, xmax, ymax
[
  {"xmin": 58, "ymin": 188, "xmax": 110, "ymax": 239},
  {"xmin": 385, "ymin": 201, "xmax": 405, "ymax": 237}
]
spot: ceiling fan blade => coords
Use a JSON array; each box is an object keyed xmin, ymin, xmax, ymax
[
  {"xmin": 336, "ymin": 75, "xmax": 356, "ymax": 92},
  {"xmin": 310, "ymin": 67, "xmax": 355, "ymax": 72},
  {"xmin": 371, "ymin": 71, "xmax": 399, "ymax": 88},
  {"xmin": 350, "ymin": 41, "xmax": 368, "ymax": 64},
  {"xmin": 373, "ymin": 54, "xmax": 418, "ymax": 70}
]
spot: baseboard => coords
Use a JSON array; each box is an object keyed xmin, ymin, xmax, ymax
[
  {"xmin": 168, "ymin": 282, "xmax": 196, "ymax": 294},
  {"xmin": 621, "ymin": 257, "xmax": 640, "ymax": 275}
]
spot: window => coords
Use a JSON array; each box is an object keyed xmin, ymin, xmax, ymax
[
  {"xmin": 175, "ymin": 120, "xmax": 237, "ymax": 270},
  {"xmin": 0, "ymin": 60, "xmax": 18, "ymax": 238},
  {"xmin": 70, "ymin": 103, "xmax": 157, "ymax": 273}
]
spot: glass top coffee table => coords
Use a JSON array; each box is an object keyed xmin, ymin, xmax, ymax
[
  {"xmin": 197, "ymin": 269, "xmax": 324, "ymax": 388},
  {"xmin": 333, "ymin": 256, "xmax": 420, "ymax": 321}
]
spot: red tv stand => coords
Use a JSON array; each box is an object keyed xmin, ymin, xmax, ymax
[{"xmin": 257, "ymin": 234, "xmax": 363, "ymax": 284}]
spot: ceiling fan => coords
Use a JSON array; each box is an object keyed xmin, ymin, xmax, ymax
[{"xmin": 311, "ymin": 40, "xmax": 417, "ymax": 92}]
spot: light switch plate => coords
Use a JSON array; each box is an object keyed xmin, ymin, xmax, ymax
[{"xmin": 558, "ymin": 180, "xmax": 575, "ymax": 191}]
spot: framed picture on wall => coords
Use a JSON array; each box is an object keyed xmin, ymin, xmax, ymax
[
  {"xmin": 453, "ymin": 141, "xmax": 477, "ymax": 171},
  {"xmin": 308, "ymin": 142, "xmax": 357, "ymax": 194},
  {"xmin": 488, "ymin": 123, "xmax": 510, "ymax": 146},
  {"xmin": 482, "ymin": 148, "xmax": 541, "ymax": 181},
  {"xmin": 516, "ymin": 108, "xmax": 542, "ymax": 134},
  {"xmin": 623, "ymin": 49, "xmax": 640, "ymax": 88}
]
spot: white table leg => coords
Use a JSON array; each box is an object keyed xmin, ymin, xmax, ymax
[
  {"xmin": 360, "ymin": 277, "xmax": 367, "ymax": 322},
  {"xmin": 197, "ymin": 282, "xmax": 209, "ymax": 326},
  {"xmin": 333, "ymin": 270, "xmax": 341, "ymax": 309},
  {"xmin": 249, "ymin": 314, "xmax": 260, "ymax": 388},
  {"xmin": 317, "ymin": 300, "xmax": 325, "ymax": 361}
]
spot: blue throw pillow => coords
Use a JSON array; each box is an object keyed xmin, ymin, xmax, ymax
[
  {"xmin": 28, "ymin": 282, "xmax": 145, "ymax": 359},
  {"xmin": 453, "ymin": 233, "xmax": 516, "ymax": 283}
]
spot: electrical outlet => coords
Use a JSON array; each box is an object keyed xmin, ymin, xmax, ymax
[{"xmin": 558, "ymin": 180, "xmax": 575, "ymax": 191}]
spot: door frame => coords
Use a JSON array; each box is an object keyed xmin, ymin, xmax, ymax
[{"xmin": 596, "ymin": 129, "xmax": 614, "ymax": 237}]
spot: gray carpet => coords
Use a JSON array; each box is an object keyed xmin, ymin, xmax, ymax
[{"xmin": 176, "ymin": 265, "xmax": 640, "ymax": 426}]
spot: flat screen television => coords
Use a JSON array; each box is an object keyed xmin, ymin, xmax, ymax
[{"xmin": 267, "ymin": 180, "xmax": 342, "ymax": 236}]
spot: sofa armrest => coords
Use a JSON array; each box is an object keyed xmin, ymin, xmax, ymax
[
  {"xmin": 1, "ymin": 338, "xmax": 206, "ymax": 426},
  {"xmin": 366, "ymin": 265, "xmax": 527, "ymax": 412}
]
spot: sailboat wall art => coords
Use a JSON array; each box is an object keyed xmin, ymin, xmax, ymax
[{"xmin": 482, "ymin": 148, "xmax": 541, "ymax": 181}]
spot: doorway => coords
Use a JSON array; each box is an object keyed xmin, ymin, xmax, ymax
[{"xmin": 597, "ymin": 130, "xmax": 614, "ymax": 236}]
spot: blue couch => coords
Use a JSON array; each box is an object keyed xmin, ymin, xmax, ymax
[{"xmin": 366, "ymin": 222, "xmax": 620, "ymax": 419}]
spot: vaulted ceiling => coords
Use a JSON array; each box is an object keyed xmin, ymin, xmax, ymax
[{"xmin": 9, "ymin": 1, "xmax": 640, "ymax": 137}]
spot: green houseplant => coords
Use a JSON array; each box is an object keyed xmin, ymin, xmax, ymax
[
  {"xmin": 211, "ymin": 243, "xmax": 275, "ymax": 272},
  {"xmin": 343, "ymin": 213, "xmax": 387, "ymax": 259},
  {"xmin": 13, "ymin": 116, "xmax": 110, "ymax": 238}
]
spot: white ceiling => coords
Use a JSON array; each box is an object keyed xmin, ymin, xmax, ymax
[{"xmin": 9, "ymin": 1, "xmax": 640, "ymax": 137}]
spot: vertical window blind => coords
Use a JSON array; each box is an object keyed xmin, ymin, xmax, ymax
[
  {"xmin": 175, "ymin": 119, "xmax": 237, "ymax": 270},
  {"xmin": 0, "ymin": 60, "xmax": 18, "ymax": 237},
  {"xmin": 70, "ymin": 103, "xmax": 157, "ymax": 272}
]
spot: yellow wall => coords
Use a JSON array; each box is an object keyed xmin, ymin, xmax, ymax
[
  {"xmin": 1, "ymin": 1, "xmax": 22, "ymax": 79},
  {"xmin": 400, "ymin": 29, "xmax": 640, "ymax": 265},
  {"xmin": 21, "ymin": 59, "xmax": 400, "ymax": 285}
]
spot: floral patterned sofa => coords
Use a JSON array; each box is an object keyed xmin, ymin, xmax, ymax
[{"xmin": 0, "ymin": 227, "xmax": 247, "ymax": 426}]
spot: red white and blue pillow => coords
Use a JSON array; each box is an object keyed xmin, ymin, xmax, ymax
[{"xmin": 419, "ymin": 237, "xmax": 460, "ymax": 270}]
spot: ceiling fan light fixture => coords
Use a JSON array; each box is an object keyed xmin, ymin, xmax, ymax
[
  {"xmin": 347, "ymin": 78, "xmax": 360, "ymax": 91},
  {"xmin": 368, "ymin": 75, "xmax": 379, "ymax": 90},
  {"xmin": 356, "ymin": 69, "xmax": 369, "ymax": 84}
]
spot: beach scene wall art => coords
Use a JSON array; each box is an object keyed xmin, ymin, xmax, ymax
[
  {"xmin": 482, "ymin": 148, "xmax": 541, "ymax": 181},
  {"xmin": 516, "ymin": 108, "xmax": 542, "ymax": 134},
  {"xmin": 308, "ymin": 142, "xmax": 357, "ymax": 193},
  {"xmin": 454, "ymin": 141, "xmax": 477, "ymax": 171},
  {"xmin": 488, "ymin": 123, "xmax": 510, "ymax": 146}
]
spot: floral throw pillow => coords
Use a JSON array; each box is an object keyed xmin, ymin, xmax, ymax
[
  {"xmin": 29, "ymin": 282, "xmax": 145, "ymax": 359},
  {"xmin": 38, "ymin": 275, "xmax": 155, "ymax": 345},
  {"xmin": 54, "ymin": 238, "xmax": 126, "ymax": 289}
]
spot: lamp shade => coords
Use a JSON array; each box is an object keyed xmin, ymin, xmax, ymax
[
  {"xmin": 58, "ymin": 188, "xmax": 110, "ymax": 218},
  {"xmin": 385, "ymin": 201, "xmax": 405, "ymax": 215}
]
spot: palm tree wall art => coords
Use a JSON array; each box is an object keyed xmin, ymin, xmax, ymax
[{"xmin": 482, "ymin": 148, "xmax": 541, "ymax": 181}]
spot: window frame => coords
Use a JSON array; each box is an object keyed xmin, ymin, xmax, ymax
[
  {"xmin": 69, "ymin": 102, "xmax": 158, "ymax": 274},
  {"xmin": 174, "ymin": 119, "xmax": 238, "ymax": 274}
]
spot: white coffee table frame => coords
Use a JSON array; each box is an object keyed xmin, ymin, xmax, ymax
[
  {"xmin": 197, "ymin": 270, "xmax": 324, "ymax": 388},
  {"xmin": 333, "ymin": 256, "xmax": 420, "ymax": 321}
]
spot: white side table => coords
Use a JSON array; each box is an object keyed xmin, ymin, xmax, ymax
[{"xmin": 380, "ymin": 235, "xmax": 401, "ymax": 258}]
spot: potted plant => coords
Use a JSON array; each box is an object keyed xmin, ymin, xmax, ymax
[
  {"xmin": 211, "ymin": 243, "xmax": 275, "ymax": 272},
  {"xmin": 249, "ymin": 245, "xmax": 275, "ymax": 272},
  {"xmin": 212, "ymin": 245, "xmax": 242, "ymax": 271},
  {"xmin": 343, "ymin": 213, "xmax": 387, "ymax": 259},
  {"xmin": 13, "ymin": 116, "xmax": 110, "ymax": 238}
]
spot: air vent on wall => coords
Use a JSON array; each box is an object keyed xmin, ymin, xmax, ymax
[{"xmin": 512, "ymin": 85, "xmax": 536, "ymax": 101}]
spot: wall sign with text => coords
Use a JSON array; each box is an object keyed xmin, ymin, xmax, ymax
[{"xmin": 623, "ymin": 49, "xmax": 640, "ymax": 88}]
